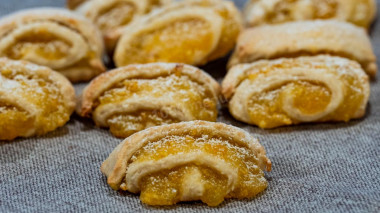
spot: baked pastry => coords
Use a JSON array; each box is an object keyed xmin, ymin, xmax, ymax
[
  {"xmin": 223, "ymin": 56, "xmax": 370, "ymax": 129},
  {"xmin": 243, "ymin": 0, "xmax": 377, "ymax": 29},
  {"xmin": 78, "ymin": 63, "xmax": 220, "ymax": 138},
  {"xmin": 0, "ymin": 8, "xmax": 106, "ymax": 82},
  {"xmin": 101, "ymin": 120, "xmax": 272, "ymax": 206},
  {"xmin": 228, "ymin": 20, "xmax": 377, "ymax": 77},
  {"xmin": 70, "ymin": 0, "xmax": 172, "ymax": 52},
  {"xmin": 114, "ymin": 0, "xmax": 242, "ymax": 67},
  {"xmin": 67, "ymin": 0, "xmax": 170, "ymax": 10},
  {"xmin": 0, "ymin": 58, "xmax": 76, "ymax": 141}
]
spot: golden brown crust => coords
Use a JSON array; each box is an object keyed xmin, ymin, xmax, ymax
[
  {"xmin": 0, "ymin": 57, "xmax": 76, "ymax": 139},
  {"xmin": 114, "ymin": 0, "xmax": 242, "ymax": 67},
  {"xmin": 223, "ymin": 55, "xmax": 370, "ymax": 128},
  {"xmin": 243, "ymin": 0, "xmax": 377, "ymax": 29},
  {"xmin": 0, "ymin": 8, "xmax": 106, "ymax": 82},
  {"xmin": 78, "ymin": 63, "xmax": 220, "ymax": 117},
  {"xmin": 228, "ymin": 20, "xmax": 377, "ymax": 77},
  {"xmin": 101, "ymin": 120, "xmax": 272, "ymax": 190}
]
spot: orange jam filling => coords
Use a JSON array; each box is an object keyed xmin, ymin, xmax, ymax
[
  {"xmin": 130, "ymin": 135, "xmax": 267, "ymax": 206},
  {"xmin": 247, "ymin": 75, "xmax": 365, "ymax": 128},
  {"xmin": 5, "ymin": 29, "xmax": 70, "ymax": 61},
  {"xmin": 123, "ymin": 19, "xmax": 215, "ymax": 65},
  {"xmin": 264, "ymin": 0, "xmax": 338, "ymax": 24},
  {"xmin": 96, "ymin": 2, "xmax": 135, "ymax": 33},
  {"xmin": 0, "ymin": 105, "xmax": 34, "ymax": 140},
  {"xmin": 107, "ymin": 111, "xmax": 180, "ymax": 138},
  {"xmin": 0, "ymin": 70, "xmax": 70, "ymax": 140},
  {"xmin": 97, "ymin": 74, "xmax": 217, "ymax": 136}
]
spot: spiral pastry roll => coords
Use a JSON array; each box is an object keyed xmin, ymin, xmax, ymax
[
  {"xmin": 78, "ymin": 63, "xmax": 220, "ymax": 138},
  {"xmin": 0, "ymin": 58, "xmax": 75, "ymax": 141},
  {"xmin": 228, "ymin": 20, "xmax": 377, "ymax": 77},
  {"xmin": 70, "ymin": 0, "xmax": 172, "ymax": 52},
  {"xmin": 114, "ymin": 0, "xmax": 242, "ymax": 67},
  {"xmin": 101, "ymin": 121, "xmax": 271, "ymax": 206},
  {"xmin": 243, "ymin": 0, "xmax": 376, "ymax": 29},
  {"xmin": 223, "ymin": 56, "xmax": 370, "ymax": 129},
  {"xmin": 0, "ymin": 8, "xmax": 106, "ymax": 82}
]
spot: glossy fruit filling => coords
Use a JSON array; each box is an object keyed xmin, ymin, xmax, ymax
[
  {"xmin": 122, "ymin": 19, "xmax": 215, "ymax": 65},
  {"xmin": 129, "ymin": 135, "xmax": 267, "ymax": 206},
  {"xmin": 247, "ymin": 73, "xmax": 365, "ymax": 128},
  {"xmin": 0, "ymin": 69, "xmax": 70, "ymax": 140},
  {"xmin": 263, "ymin": 0, "xmax": 338, "ymax": 24},
  {"xmin": 97, "ymin": 74, "xmax": 217, "ymax": 137},
  {"xmin": 96, "ymin": 2, "xmax": 136, "ymax": 33},
  {"xmin": 5, "ymin": 29, "xmax": 70, "ymax": 61}
]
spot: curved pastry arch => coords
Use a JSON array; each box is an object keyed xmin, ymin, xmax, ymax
[
  {"xmin": 243, "ymin": 0, "xmax": 377, "ymax": 29},
  {"xmin": 0, "ymin": 58, "xmax": 76, "ymax": 140},
  {"xmin": 72, "ymin": 0, "xmax": 172, "ymax": 52},
  {"xmin": 101, "ymin": 120, "xmax": 271, "ymax": 206},
  {"xmin": 228, "ymin": 20, "xmax": 377, "ymax": 77},
  {"xmin": 78, "ymin": 63, "xmax": 220, "ymax": 138},
  {"xmin": 114, "ymin": 0, "xmax": 242, "ymax": 67},
  {"xmin": 223, "ymin": 56, "xmax": 370, "ymax": 128},
  {"xmin": 0, "ymin": 8, "xmax": 106, "ymax": 82}
]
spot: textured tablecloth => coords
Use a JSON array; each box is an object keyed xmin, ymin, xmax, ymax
[{"xmin": 1, "ymin": 0, "xmax": 380, "ymax": 212}]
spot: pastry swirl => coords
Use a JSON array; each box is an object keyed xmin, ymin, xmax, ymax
[
  {"xmin": 244, "ymin": 0, "xmax": 377, "ymax": 29},
  {"xmin": 223, "ymin": 56, "xmax": 370, "ymax": 128},
  {"xmin": 228, "ymin": 20, "xmax": 377, "ymax": 77},
  {"xmin": 101, "ymin": 120, "xmax": 271, "ymax": 206},
  {"xmin": 71, "ymin": 0, "xmax": 172, "ymax": 52},
  {"xmin": 78, "ymin": 63, "xmax": 220, "ymax": 138},
  {"xmin": 0, "ymin": 58, "xmax": 75, "ymax": 140},
  {"xmin": 0, "ymin": 8, "xmax": 106, "ymax": 82},
  {"xmin": 114, "ymin": 0, "xmax": 242, "ymax": 67}
]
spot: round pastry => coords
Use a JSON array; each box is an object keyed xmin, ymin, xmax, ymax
[
  {"xmin": 0, "ymin": 8, "xmax": 106, "ymax": 82},
  {"xmin": 228, "ymin": 20, "xmax": 377, "ymax": 77},
  {"xmin": 0, "ymin": 58, "xmax": 76, "ymax": 141},
  {"xmin": 78, "ymin": 63, "xmax": 220, "ymax": 138},
  {"xmin": 70, "ymin": 0, "xmax": 172, "ymax": 52},
  {"xmin": 243, "ymin": 0, "xmax": 377, "ymax": 29},
  {"xmin": 114, "ymin": 0, "xmax": 242, "ymax": 67},
  {"xmin": 101, "ymin": 120, "xmax": 272, "ymax": 206},
  {"xmin": 223, "ymin": 56, "xmax": 370, "ymax": 129}
]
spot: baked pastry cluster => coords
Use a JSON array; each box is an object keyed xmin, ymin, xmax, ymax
[
  {"xmin": 68, "ymin": 0, "xmax": 172, "ymax": 52},
  {"xmin": 101, "ymin": 121, "xmax": 271, "ymax": 206},
  {"xmin": 0, "ymin": 8, "xmax": 106, "ymax": 82},
  {"xmin": 78, "ymin": 63, "xmax": 220, "ymax": 138},
  {"xmin": 2, "ymin": 0, "xmax": 378, "ymax": 208},
  {"xmin": 243, "ymin": 0, "xmax": 377, "ymax": 29},
  {"xmin": 0, "ymin": 58, "xmax": 75, "ymax": 140}
]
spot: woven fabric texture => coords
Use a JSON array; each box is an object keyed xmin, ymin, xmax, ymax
[{"xmin": 0, "ymin": 0, "xmax": 380, "ymax": 212}]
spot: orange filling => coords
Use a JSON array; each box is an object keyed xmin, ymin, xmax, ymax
[
  {"xmin": 97, "ymin": 74, "xmax": 217, "ymax": 137},
  {"xmin": 263, "ymin": 0, "xmax": 338, "ymax": 24},
  {"xmin": 121, "ymin": 19, "xmax": 215, "ymax": 65},
  {"xmin": 131, "ymin": 135, "xmax": 267, "ymax": 206},
  {"xmin": 107, "ymin": 111, "xmax": 180, "ymax": 138},
  {"xmin": 0, "ymin": 105, "xmax": 34, "ymax": 140},
  {"xmin": 247, "ymin": 73, "xmax": 365, "ymax": 128},
  {"xmin": 0, "ymin": 69, "xmax": 70, "ymax": 140},
  {"xmin": 96, "ymin": 2, "xmax": 136, "ymax": 33},
  {"xmin": 5, "ymin": 29, "xmax": 70, "ymax": 61}
]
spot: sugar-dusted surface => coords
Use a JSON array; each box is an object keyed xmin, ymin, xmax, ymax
[{"xmin": 1, "ymin": 0, "xmax": 380, "ymax": 213}]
